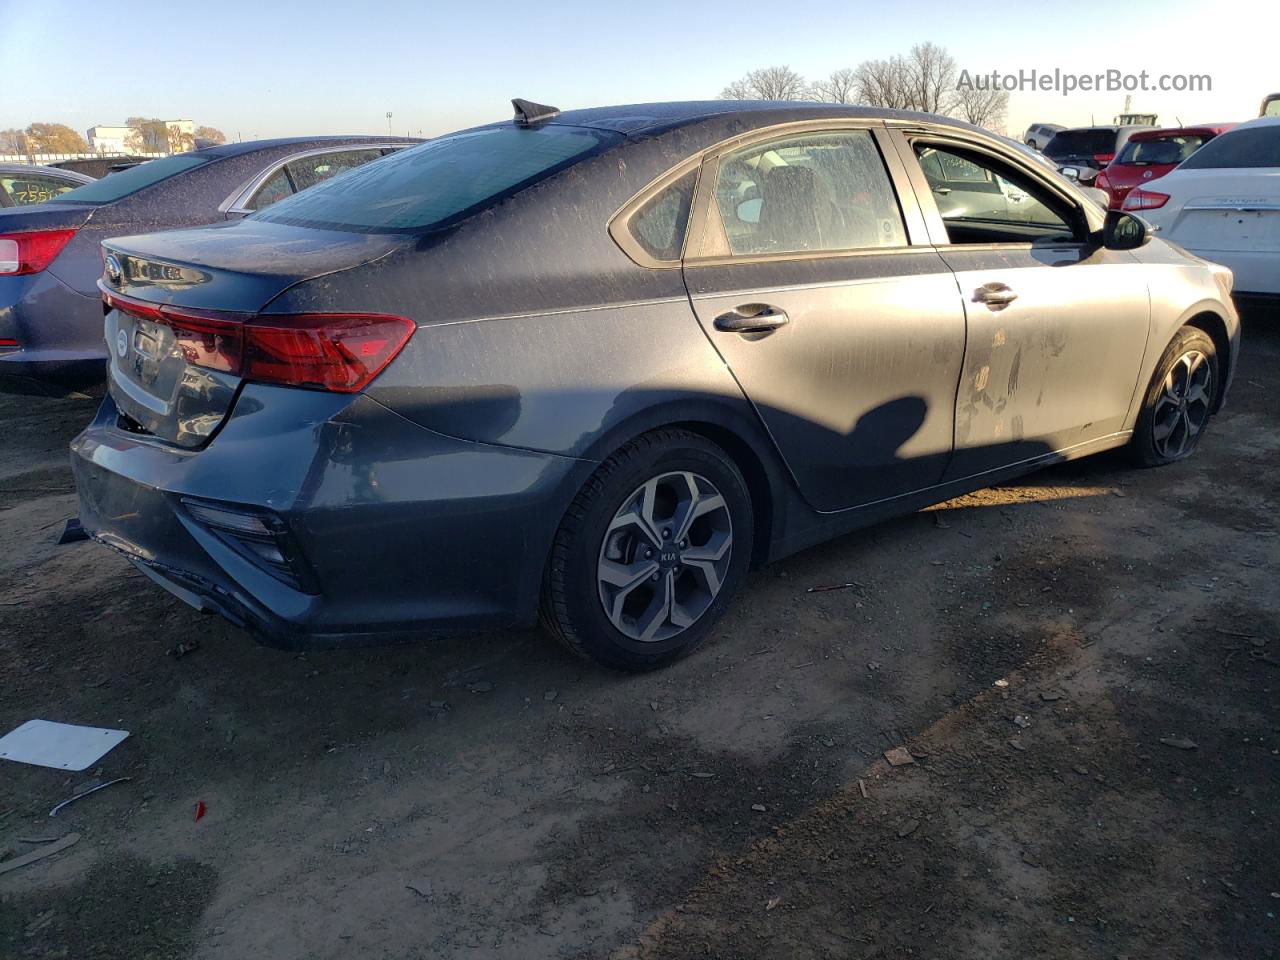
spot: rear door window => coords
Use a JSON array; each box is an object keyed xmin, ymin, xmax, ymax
[
  {"xmin": 252, "ymin": 126, "xmax": 620, "ymax": 233},
  {"xmin": 1180, "ymin": 126, "xmax": 1280, "ymax": 169},
  {"xmin": 712, "ymin": 130, "xmax": 907, "ymax": 256}
]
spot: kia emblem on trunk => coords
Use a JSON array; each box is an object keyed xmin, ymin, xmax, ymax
[
  {"xmin": 105, "ymin": 254, "xmax": 122, "ymax": 285},
  {"xmin": 1142, "ymin": 170, "xmax": 1153, "ymax": 178},
  {"xmin": 116, "ymin": 329, "xmax": 129, "ymax": 359}
]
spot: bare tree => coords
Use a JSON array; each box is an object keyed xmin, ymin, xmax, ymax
[
  {"xmin": 0, "ymin": 128, "xmax": 30, "ymax": 154},
  {"xmin": 952, "ymin": 84, "xmax": 1010, "ymax": 131},
  {"xmin": 903, "ymin": 41, "xmax": 957, "ymax": 114},
  {"xmin": 853, "ymin": 56, "xmax": 915, "ymax": 110},
  {"xmin": 719, "ymin": 77, "xmax": 755, "ymax": 100},
  {"xmin": 812, "ymin": 67, "xmax": 859, "ymax": 104},
  {"xmin": 719, "ymin": 65, "xmax": 809, "ymax": 101}
]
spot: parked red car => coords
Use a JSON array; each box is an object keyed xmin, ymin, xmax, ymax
[{"xmin": 1094, "ymin": 125, "xmax": 1235, "ymax": 208}]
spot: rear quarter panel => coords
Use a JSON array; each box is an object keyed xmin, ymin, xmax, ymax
[{"xmin": 266, "ymin": 132, "xmax": 767, "ymax": 459}]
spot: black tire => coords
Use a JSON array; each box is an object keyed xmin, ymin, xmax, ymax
[
  {"xmin": 540, "ymin": 429, "xmax": 753, "ymax": 671},
  {"xmin": 1129, "ymin": 325, "xmax": 1218, "ymax": 467}
]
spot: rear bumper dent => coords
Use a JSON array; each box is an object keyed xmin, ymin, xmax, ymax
[{"xmin": 71, "ymin": 388, "xmax": 587, "ymax": 649}]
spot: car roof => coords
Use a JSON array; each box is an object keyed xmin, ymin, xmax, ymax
[
  {"xmin": 192, "ymin": 135, "xmax": 421, "ymax": 159},
  {"xmin": 500, "ymin": 100, "xmax": 989, "ymax": 139},
  {"xmin": 1233, "ymin": 115, "xmax": 1280, "ymax": 130},
  {"xmin": 0, "ymin": 161, "xmax": 94, "ymax": 180}
]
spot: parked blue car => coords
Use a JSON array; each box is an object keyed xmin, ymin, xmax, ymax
[{"xmin": 0, "ymin": 136, "xmax": 417, "ymax": 392}]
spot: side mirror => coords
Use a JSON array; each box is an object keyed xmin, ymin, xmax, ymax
[
  {"xmin": 1059, "ymin": 165, "xmax": 1080, "ymax": 181},
  {"xmin": 1103, "ymin": 210, "xmax": 1150, "ymax": 250}
]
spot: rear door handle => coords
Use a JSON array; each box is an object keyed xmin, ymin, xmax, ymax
[
  {"xmin": 714, "ymin": 304, "xmax": 790, "ymax": 334},
  {"xmin": 972, "ymin": 282, "xmax": 1018, "ymax": 310}
]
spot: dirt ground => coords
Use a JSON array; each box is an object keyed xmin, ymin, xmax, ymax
[{"xmin": 1, "ymin": 313, "xmax": 1277, "ymax": 960}]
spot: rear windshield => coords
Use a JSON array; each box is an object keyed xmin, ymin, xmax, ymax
[
  {"xmin": 1044, "ymin": 129, "xmax": 1116, "ymax": 158},
  {"xmin": 54, "ymin": 153, "xmax": 212, "ymax": 204},
  {"xmin": 1180, "ymin": 126, "xmax": 1280, "ymax": 169},
  {"xmin": 251, "ymin": 125, "xmax": 621, "ymax": 234},
  {"xmin": 1116, "ymin": 135, "xmax": 1209, "ymax": 166}
]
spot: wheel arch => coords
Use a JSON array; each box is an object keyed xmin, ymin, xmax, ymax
[
  {"xmin": 1180, "ymin": 309, "xmax": 1232, "ymax": 411},
  {"xmin": 558, "ymin": 397, "xmax": 796, "ymax": 567}
]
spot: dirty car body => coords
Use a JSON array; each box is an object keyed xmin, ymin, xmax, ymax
[
  {"xmin": 0, "ymin": 137, "xmax": 417, "ymax": 392},
  {"xmin": 71, "ymin": 101, "xmax": 1240, "ymax": 667}
]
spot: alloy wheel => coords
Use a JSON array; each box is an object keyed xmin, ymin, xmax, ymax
[
  {"xmin": 596, "ymin": 471, "xmax": 733, "ymax": 642},
  {"xmin": 1152, "ymin": 349, "xmax": 1213, "ymax": 460}
]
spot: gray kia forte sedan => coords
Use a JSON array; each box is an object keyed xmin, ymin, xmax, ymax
[{"xmin": 71, "ymin": 99, "xmax": 1240, "ymax": 670}]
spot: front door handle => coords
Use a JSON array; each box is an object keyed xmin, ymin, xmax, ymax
[
  {"xmin": 972, "ymin": 282, "xmax": 1018, "ymax": 310},
  {"xmin": 714, "ymin": 304, "xmax": 790, "ymax": 334}
]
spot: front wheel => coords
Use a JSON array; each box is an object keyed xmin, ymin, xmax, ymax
[
  {"xmin": 1129, "ymin": 325, "xmax": 1218, "ymax": 467},
  {"xmin": 540, "ymin": 430, "xmax": 753, "ymax": 671}
]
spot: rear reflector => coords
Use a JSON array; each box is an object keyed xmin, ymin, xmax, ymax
[
  {"xmin": 0, "ymin": 230, "xmax": 77, "ymax": 275},
  {"xmin": 183, "ymin": 501, "xmax": 277, "ymax": 536},
  {"xmin": 100, "ymin": 284, "xmax": 414, "ymax": 393},
  {"xmin": 1122, "ymin": 189, "xmax": 1170, "ymax": 211},
  {"xmin": 181, "ymin": 498, "xmax": 315, "ymax": 591}
]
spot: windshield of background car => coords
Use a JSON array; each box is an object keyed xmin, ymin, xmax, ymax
[
  {"xmin": 1179, "ymin": 126, "xmax": 1280, "ymax": 169},
  {"xmin": 251, "ymin": 125, "xmax": 622, "ymax": 234},
  {"xmin": 1043, "ymin": 129, "xmax": 1115, "ymax": 158},
  {"xmin": 1116, "ymin": 135, "xmax": 1208, "ymax": 165},
  {"xmin": 53, "ymin": 154, "xmax": 212, "ymax": 203}
]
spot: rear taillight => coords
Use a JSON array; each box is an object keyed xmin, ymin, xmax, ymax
[
  {"xmin": 1094, "ymin": 170, "xmax": 1112, "ymax": 191},
  {"xmin": 1093, "ymin": 152, "xmax": 1115, "ymax": 167},
  {"xmin": 0, "ymin": 230, "xmax": 76, "ymax": 275},
  {"xmin": 1122, "ymin": 189, "xmax": 1169, "ymax": 211},
  {"xmin": 101, "ymin": 284, "xmax": 414, "ymax": 393},
  {"xmin": 242, "ymin": 315, "xmax": 416, "ymax": 393}
]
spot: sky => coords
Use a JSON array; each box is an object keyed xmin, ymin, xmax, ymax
[{"xmin": 3, "ymin": 0, "xmax": 1273, "ymax": 142}]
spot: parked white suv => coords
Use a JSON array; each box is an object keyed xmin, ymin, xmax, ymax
[{"xmin": 1023, "ymin": 123, "xmax": 1064, "ymax": 150}]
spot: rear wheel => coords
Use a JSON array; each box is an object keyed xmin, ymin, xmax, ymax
[
  {"xmin": 1129, "ymin": 325, "xmax": 1218, "ymax": 467},
  {"xmin": 540, "ymin": 430, "xmax": 753, "ymax": 671}
]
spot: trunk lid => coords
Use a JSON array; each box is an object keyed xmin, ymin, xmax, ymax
[
  {"xmin": 0, "ymin": 202, "xmax": 96, "ymax": 234},
  {"xmin": 102, "ymin": 219, "xmax": 408, "ymax": 448},
  {"xmin": 1158, "ymin": 169, "xmax": 1280, "ymax": 253}
]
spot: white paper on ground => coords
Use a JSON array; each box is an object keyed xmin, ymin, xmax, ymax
[{"xmin": 0, "ymin": 719, "xmax": 129, "ymax": 771}]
